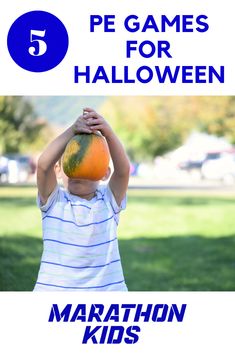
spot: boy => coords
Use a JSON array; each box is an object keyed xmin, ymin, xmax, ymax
[{"xmin": 34, "ymin": 108, "xmax": 130, "ymax": 291}]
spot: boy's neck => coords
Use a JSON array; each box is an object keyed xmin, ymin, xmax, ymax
[{"xmin": 69, "ymin": 190, "xmax": 97, "ymax": 200}]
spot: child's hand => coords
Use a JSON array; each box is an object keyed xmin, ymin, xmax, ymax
[
  {"xmin": 83, "ymin": 107, "xmax": 112, "ymax": 137},
  {"xmin": 73, "ymin": 113, "xmax": 93, "ymax": 134}
]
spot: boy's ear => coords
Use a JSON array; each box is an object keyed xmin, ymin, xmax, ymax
[
  {"xmin": 101, "ymin": 166, "xmax": 111, "ymax": 181},
  {"xmin": 54, "ymin": 162, "xmax": 62, "ymax": 179}
]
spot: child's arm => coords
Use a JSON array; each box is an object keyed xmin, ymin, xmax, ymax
[
  {"xmin": 37, "ymin": 115, "xmax": 92, "ymax": 205},
  {"xmin": 83, "ymin": 108, "xmax": 130, "ymax": 206}
]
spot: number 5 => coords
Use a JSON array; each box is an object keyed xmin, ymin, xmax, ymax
[{"xmin": 28, "ymin": 30, "xmax": 47, "ymax": 56}]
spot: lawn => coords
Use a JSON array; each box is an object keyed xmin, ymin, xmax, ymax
[{"xmin": 0, "ymin": 185, "xmax": 235, "ymax": 291}]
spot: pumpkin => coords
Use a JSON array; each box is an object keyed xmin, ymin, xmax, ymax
[{"xmin": 62, "ymin": 132, "xmax": 110, "ymax": 180}]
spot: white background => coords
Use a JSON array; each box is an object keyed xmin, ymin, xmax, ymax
[
  {"xmin": 0, "ymin": 0, "xmax": 234, "ymax": 95},
  {"xmin": 1, "ymin": 1, "xmax": 235, "ymax": 351},
  {"xmin": 1, "ymin": 292, "xmax": 235, "ymax": 352}
]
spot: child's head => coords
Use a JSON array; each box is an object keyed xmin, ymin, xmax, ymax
[{"xmin": 55, "ymin": 161, "xmax": 110, "ymax": 197}]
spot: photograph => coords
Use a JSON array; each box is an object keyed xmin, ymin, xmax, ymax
[{"xmin": 1, "ymin": 95, "xmax": 235, "ymax": 291}]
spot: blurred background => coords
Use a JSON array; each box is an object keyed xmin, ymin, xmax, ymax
[{"xmin": 1, "ymin": 96, "xmax": 235, "ymax": 291}]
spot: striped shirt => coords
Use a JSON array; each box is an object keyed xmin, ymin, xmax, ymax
[{"xmin": 33, "ymin": 184, "xmax": 127, "ymax": 291}]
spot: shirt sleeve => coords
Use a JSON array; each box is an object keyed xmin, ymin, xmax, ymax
[
  {"xmin": 105, "ymin": 184, "xmax": 127, "ymax": 214},
  {"xmin": 36, "ymin": 185, "xmax": 60, "ymax": 212}
]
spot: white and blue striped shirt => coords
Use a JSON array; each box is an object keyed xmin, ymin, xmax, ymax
[{"xmin": 34, "ymin": 184, "xmax": 127, "ymax": 291}]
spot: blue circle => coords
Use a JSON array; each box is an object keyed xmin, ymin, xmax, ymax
[{"xmin": 7, "ymin": 11, "xmax": 69, "ymax": 72}]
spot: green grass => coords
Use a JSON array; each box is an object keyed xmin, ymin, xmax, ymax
[{"xmin": 1, "ymin": 185, "xmax": 235, "ymax": 291}]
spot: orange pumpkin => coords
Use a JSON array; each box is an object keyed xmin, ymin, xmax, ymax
[{"xmin": 62, "ymin": 132, "xmax": 110, "ymax": 180}]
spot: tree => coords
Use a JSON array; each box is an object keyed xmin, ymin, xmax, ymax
[
  {"xmin": 0, "ymin": 96, "xmax": 49, "ymax": 154},
  {"xmin": 100, "ymin": 97, "xmax": 194, "ymax": 161},
  {"xmin": 193, "ymin": 96, "xmax": 235, "ymax": 142},
  {"xmin": 100, "ymin": 96, "xmax": 235, "ymax": 161}
]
